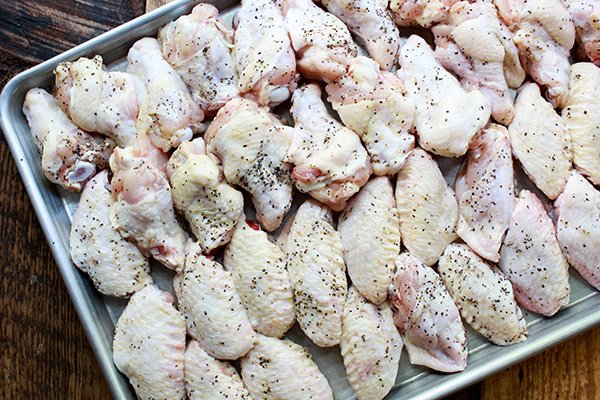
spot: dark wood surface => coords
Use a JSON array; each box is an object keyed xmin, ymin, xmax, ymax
[{"xmin": 0, "ymin": 1, "xmax": 598, "ymax": 399}]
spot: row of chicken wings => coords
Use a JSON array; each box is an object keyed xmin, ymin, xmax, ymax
[{"xmin": 21, "ymin": 0, "xmax": 600, "ymax": 399}]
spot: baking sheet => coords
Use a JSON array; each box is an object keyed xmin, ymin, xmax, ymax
[{"xmin": 1, "ymin": 1, "xmax": 599, "ymax": 399}]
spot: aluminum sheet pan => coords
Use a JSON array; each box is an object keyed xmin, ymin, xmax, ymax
[{"xmin": 1, "ymin": 1, "xmax": 599, "ymax": 399}]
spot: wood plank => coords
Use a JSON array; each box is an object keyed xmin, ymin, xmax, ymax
[{"xmin": 146, "ymin": 0, "xmax": 173, "ymax": 12}]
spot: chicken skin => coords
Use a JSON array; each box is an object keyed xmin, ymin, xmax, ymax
[
  {"xmin": 326, "ymin": 56, "xmax": 415, "ymax": 176},
  {"xmin": 281, "ymin": 0, "xmax": 357, "ymax": 82},
  {"xmin": 499, "ymin": 190, "xmax": 571, "ymax": 316},
  {"xmin": 389, "ymin": 252, "xmax": 467, "ymax": 373},
  {"xmin": 455, "ymin": 124, "xmax": 515, "ymax": 263},
  {"xmin": 174, "ymin": 243, "xmax": 256, "ymax": 359},
  {"xmin": 285, "ymin": 200, "xmax": 347, "ymax": 347},
  {"xmin": 234, "ymin": 0, "xmax": 298, "ymax": 106},
  {"xmin": 433, "ymin": 1, "xmax": 526, "ymax": 125},
  {"xmin": 110, "ymin": 133, "xmax": 190, "ymax": 271},
  {"xmin": 205, "ymin": 98, "xmax": 293, "ymax": 231},
  {"xmin": 341, "ymin": 286, "xmax": 403, "ymax": 400},
  {"xmin": 398, "ymin": 35, "xmax": 491, "ymax": 157},
  {"xmin": 509, "ymin": 82, "xmax": 573, "ymax": 200},
  {"xmin": 184, "ymin": 340, "xmax": 252, "ymax": 400},
  {"xmin": 439, "ymin": 244, "xmax": 528, "ymax": 345},
  {"xmin": 562, "ymin": 62, "xmax": 600, "ymax": 185},
  {"xmin": 555, "ymin": 171, "xmax": 600, "ymax": 290},
  {"xmin": 54, "ymin": 55, "xmax": 143, "ymax": 147},
  {"xmin": 127, "ymin": 37, "xmax": 204, "ymax": 151},
  {"xmin": 338, "ymin": 177, "xmax": 400, "ymax": 305},
  {"xmin": 159, "ymin": 4, "xmax": 239, "ymax": 113},
  {"xmin": 240, "ymin": 335, "xmax": 333, "ymax": 400},
  {"xmin": 564, "ymin": 0, "xmax": 600, "ymax": 65},
  {"xmin": 224, "ymin": 220, "xmax": 296, "ymax": 338},
  {"xmin": 70, "ymin": 170, "xmax": 151, "ymax": 297},
  {"xmin": 496, "ymin": 0, "xmax": 575, "ymax": 108},
  {"xmin": 395, "ymin": 148, "xmax": 458, "ymax": 266},
  {"xmin": 168, "ymin": 138, "xmax": 244, "ymax": 253},
  {"xmin": 113, "ymin": 285, "xmax": 186, "ymax": 400},
  {"xmin": 390, "ymin": 0, "xmax": 459, "ymax": 28},
  {"xmin": 287, "ymin": 83, "xmax": 371, "ymax": 211},
  {"xmin": 22, "ymin": 88, "xmax": 113, "ymax": 192}
]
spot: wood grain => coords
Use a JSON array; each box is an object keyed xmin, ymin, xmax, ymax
[{"xmin": 146, "ymin": 0, "xmax": 173, "ymax": 12}]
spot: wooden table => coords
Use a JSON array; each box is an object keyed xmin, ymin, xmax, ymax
[{"xmin": 0, "ymin": 1, "xmax": 598, "ymax": 399}]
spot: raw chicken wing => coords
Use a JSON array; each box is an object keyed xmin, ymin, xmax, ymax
[
  {"xmin": 205, "ymin": 98, "xmax": 293, "ymax": 231},
  {"xmin": 234, "ymin": 0, "xmax": 298, "ymax": 106},
  {"xmin": 562, "ymin": 62, "xmax": 600, "ymax": 185},
  {"xmin": 70, "ymin": 170, "xmax": 151, "ymax": 297},
  {"xmin": 555, "ymin": 171, "xmax": 600, "ymax": 290},
  {"xmin": 499, "ymin": 190, "xmax": 570, "ymax": 316},
  {"xmin": 509, "ymin": 82, "xmax": 572, "ymax": 200},
  {"xmin": 438, "ymin": 244, "xmax": 528, "ymax": 345},
  {"xmin": 113, "ymin": 285, "xmax": 186, "ymax": 400},
  {"xmin": 285, "ymin": 200, "xmax": 348, "ymax": 347},
  {"xmin": 240, "ymin": 335, "xmax": 333, "ymax": 400},
  {"xmin": 564, "ymin": 0, "xmax": 600, "ymax": 65},
  {"xmin": 338, "ymin": 177, "xmax": 400, "ymax": 304},
  {"xmin": 322, "ymin": 0, "xmax": 401, "ymax": 70},
  {"xmin": 224, "ymin": 220, "xmax": 295, "ymax": 338},
  {"xmin": 395, "ymin": 148, "xmax": 458, "ymax": 266},
  {"xmin": 433, "ymin": 1, "xmax": 526, "ymax": 124},
  {"xmin": 287, "ymin": 83, "xmax": 371, "ymax": 210},
  {"xmin": 168, "ymin": 138, "xmax": 244, "ymax": 253},
  {"xmin": 341, "ymin": 286, "xmax": 403, "ymax": 400},
  {"xmin": 22, "ymin": 88, "xmax": 113, "ymax": 191},
  {"xmin": 54, "ymin": 55, "xmax": 143, "ymax": 147},
  {"xmin": 389, "ymin": 252, "xmax": 467, "ymax": 372},
  {"xmin": 390, "ymin": 0, "xmax": 459, "ymax": 27},
  {"xmin": 398, "ymin": 35, "xmax": 491, "ymax": 157},
  {"xmin": 174, "ymin": 242, "xmax": 256, "ymax": 359},
  {"xmin": 455, "ymin": 124, "xmax": 515, "ymax": 262},
  {"xmin": 184, "ymin": 340, "xmax": 252, "ymax": 400},
  {"xmin": 127, "ymin": 37, "xmax": 204, "ymax": 151},
  {"xmin": 326, "ymin": 56, "xmax": 415, "ymax": 176},
  {"xmin": 159, "ymin": 4, "xmax": 239, "ymax": 113}
]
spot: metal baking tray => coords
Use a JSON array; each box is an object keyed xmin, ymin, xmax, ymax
[{"xmin": 1, "ymin": 0, "xmax": 599, "ymax": 399}]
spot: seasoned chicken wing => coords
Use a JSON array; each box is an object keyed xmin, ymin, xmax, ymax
[
  {"xmin": 398, "ymin": 35, "xmax": 491, "ymax": 157},
  {"xmin": 496, "ymin": 0, "xmax": 575, "ymax": 107},
  {"xmin": 395, "ymin": 148, "xmax": 458, "ymax": 266},
  {"xmin": 326, "ymin": 56, "xmax": 415, "ymax": 176},
  {"xmin": 205, "ymin": 98, "xmax": 293, "ymax": 231},
  {"xmin": 338, "ymin": 177, "xmax": 400, "ymax": 304},
  {"xmin": 224, "ymin": 221, "xmax": 295, "ymax": 338},
  {"xmin": 438, "ymin": 244, "xmax": 528, "ymax": 345},
  {"xmin": 168, "ymin": 138, "xmax": 244, "ymax": 253},
  {"xmin": 389, "ymin": 252, "xmax": 467, "ymax": 373},
  {"xmin": 241, "ymin": 334, "xmax": 333, "ymax": 400},
  {"xmin": 564, "ymin": 0, "xmax": 600, "ymax": 65},
  {"xmin": 563, "ymin": 62, "xmax": 600, "ymax": 185},
  {"xmin": 287, "ymin": 83, "xmax": 371, "ymax": 210},
  {"xmin": 110, "ymin": 133, "xmax": 190, "ymax": 271},
  {"xmin": 159, "ymin": 3, "xmax": 239, "ymax": 113},
  {"xmin": 54, "ymin": 55, "xmax": 143, "ymax": 147},
  {"xmin": 433, "ymin": 1, "xmax": 525, "ymax": 124},
  {"xmin": 70, "ymin": 170, "xmax": 151, "ymax": 297},
  {"xmin": 174, "ymin": 243, "xmax": 256, "ymax": 359},
  {"xmin": 455, "ymin": 124, "xmax": 515, "ymax": 262},
  {"xmin": 184, "ymin": 340, "xmax": 252, "ymax": 400},
  {"xmin": 234, "ymin": 0, "xmax": 298, "ymax": 106},
  {"xmin": 509, "ymin": 82, "xmax": 573, "ymax": 200},
  {"xmin": 113, "ymin": 285, "xmax": 186, "ymax": 400},
  {"xmin": 499, "ymin": 190, "xmax": 570, "ymax": 316},
  {"xmin": 281, "ymin": 0, "xmax": 357, "ymax": 82},
  {"xmin": 390, "ymin": 0, "xmax": 459, "ymax": 27},
  {"xmin": 23, "ymin": 88, "xmax": 113, "ymax": 192},
  {"xmin": 285, "ymin": 200, "xmax": 347, "ymax": 347},
  {"xmin": 127, "ymin": 37, "xmax": 204, "ymax": 151},
  {"xmin": 555, "ymin": 171, "xmax": 600, "ymax": 290},
  {"xmin": 341, "ymin": 286, "xmax": 403, "ymax": 400}
]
